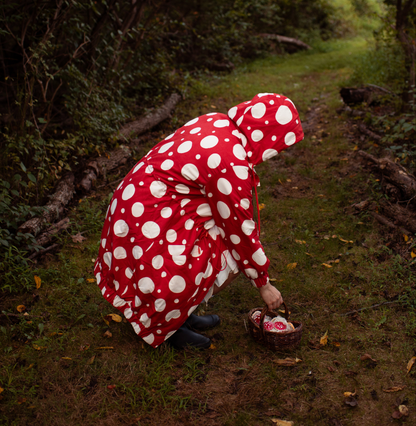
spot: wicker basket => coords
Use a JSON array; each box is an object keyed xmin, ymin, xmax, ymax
[{"xmin": 248, "ymin": 303, "xmax": 303, "ymax": 351}]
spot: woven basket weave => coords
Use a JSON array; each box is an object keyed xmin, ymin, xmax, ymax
[{"xmin": 248, "ymin": 303, "xmax": 302, "ymax": 351}]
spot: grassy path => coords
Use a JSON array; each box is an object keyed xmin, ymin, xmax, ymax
[{"xmin": 2, "ymin": 37, "xmax": 416, "ymax": 426}]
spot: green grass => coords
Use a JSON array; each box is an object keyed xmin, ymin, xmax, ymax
[{"xmin": 2, "ymin": 34, "xmax": 416, "ymax": 426}]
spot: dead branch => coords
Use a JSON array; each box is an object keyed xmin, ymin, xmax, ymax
[
  {"xmin": 259, "ymin": 34, "xmax": 312, "ymax": 50},
  {"xmin": 34, "ymin": 218, "xmax": 70, "ymax": 247},
  {"xmin": 117, "ymin": 93, "xmax": 181, "ymax": 140},
  {"xmin": 28, "ymin": 243, "xmax": 60, "ymax": 260},
  {"xmin": 358, "ymin": 123, "xmax": 382, "ymax": 141},
  {"xmin": 18, "ymin": 173, "xmax": 75, "ymax": 236}
]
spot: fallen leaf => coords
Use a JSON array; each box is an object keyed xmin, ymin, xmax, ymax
[
  {"xmin": 273, "ymin": 358, "xmax": 302, "ymax": 367},
  {"xmin": 209, "ymin": 343, "xmax": 216, "ymax": 350},
  {"xmin": 353, "ymin": 145, "xmax": 359, "ymax": 151},
  {"xmin": 383, "ymin": 386, "xmax": 406, "ymax": 393},
  {"xmin": 32, "ymin": 344, "xmax": 43, "ymax": 350},
  {"xmin": 95, "ymin": 346, "xmax": 114, "ymax": 350},
  {"xmin": 286, "ymin": 263, "xmax": 297, "ymax": 270},
  {"xmin": 328, "ymin": 366, "xmax": 335, "ymax": 372},
  {"xmin": 34, "ymin": 275, "xmax": 41, "ymax": 289},
  {"xmin": 210, "ymin": 105, "xmax": 216, "ymax": 108},
  {"xmin": 323, "ymin": 235, "xmax": 330, "ymax": 240},
  {"xmin": 322, "ymin": 263, "xmax": 332, "ymax": 268},
  {"xmin": 399, "ymin": 405, "xmax": 409, "ymax": 416},
  {"xmin": 360, "ymin": 353, "xmax": 377, "ymax": 362},
  {"xmin": 259, "ymin": 203, "xmax": 266, "ymax": 211},
  {"xmin": 103, "ymin": 330, "xmax": 112, "ymax": 338},
  {"xmin": 344, "ymin": 390, "xmax": 357, "ymax": 397},
  {"xmin": 79, "ymin": 344, "xmax": 90, "ymax": 351},
  {"xmin": 107, "ymin": 384, "xmax": 116, "ymax": 390},
  {"xmin": 86, "ymin": 278, "xmax": 96, "ymax": 283},
  {"xmin": 61, "ymin": 357, "xmax": 72, "ymax": 360},
  {"xmin": 320, "ymin": 331, "xmax": 328, "ymax": 346},
  {"xmin": 87, "ymin": 355, "xmax": 95, "ymax": 365},
  {"xmin": 0, "ymin": 386, "xmax": 3, "ymax": 394},
  {"xmin": 105, "ymin": 313, "xmax": 122, "ymax": 323},
  {"xmin": 411, "ymin": 250, "xmax": 416, "ymax": 258},
  {"xmin": 406, "ymin": 356, "xmax": 416, "ymax": 374},
  {"xmin": 392, "ymin": 411, "xmax": 402, "ymax": 419},
  {"xmin": 16, "ymin": 305, "xmax": 26, "ymax": 313},
  {"xmin": 26, "ymin": 363, "xmax": 34, "ymax": 371},
  {"xmin": 271, "ymin": 419, "xmax": 294, "ymax": 426},
  {"xmin": 333, "ymin": 341, "xmax": 341, "ymax": 347},
  {"xmin": 71, "ymin": 233, "xmax": 86, "ymax": 243},
  {"xmin": 403, "ymin": 234, "xmax": 409, "ymax": 242},
  {"xmin": 17, "ymin": 397, "xmax": 27, "ymax": 404},
  {"xmin": 295, "ymin": 239, "xmax": 306, "ymax": 244}
]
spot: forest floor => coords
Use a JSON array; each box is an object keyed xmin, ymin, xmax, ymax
[{"xmin": 1, "ymin": 37, "xmax": 416, "ymax": 426}]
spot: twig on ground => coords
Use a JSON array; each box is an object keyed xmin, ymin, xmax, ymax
[{"xmin": 28, "ymin": 243, "xmax": 60, "ymax": 260}]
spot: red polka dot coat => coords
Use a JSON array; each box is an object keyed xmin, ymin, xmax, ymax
[{"xmin": 94, "ymin": 93, "xmax": 304, "ymax": 347}]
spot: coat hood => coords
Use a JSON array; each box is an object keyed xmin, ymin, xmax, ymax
[{"xmin": 227, "ymin": 93, "xmax": 304, "ymax": 166}]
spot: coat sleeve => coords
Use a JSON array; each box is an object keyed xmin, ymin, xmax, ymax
[{"xmin": 204, "ymin": 157, "xmax": 270, "ymax": 288}]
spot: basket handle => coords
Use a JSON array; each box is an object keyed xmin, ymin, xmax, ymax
[{"xmin": 259, "ymin": 302, "xmax": 290, "ymax": 339}]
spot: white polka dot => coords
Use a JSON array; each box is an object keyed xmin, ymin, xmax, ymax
[
  {"xmin": 132, "ymin": 202, "xmax": 144, "ymax": 217},
  {"xmin": 228, "ymin": 106, "xmax": 237, "ymax": 119},
  {"xmin": 161, "ymin": 207, "xmax": 172, "ymax": 218},
  {"xmin": 240, "ymin": 198, "xmax": 250, "ymax": 209},
  {"xmin": 276, "ymin": 105, "xmax": 293, "ymax": 125},
  {"xmin": 217, "ymin": 201, "xmax": 231, "ymax": 219},
  {"xmin": 133, "ymin": 245, "xmax": 143, "ymax": 259},
  {"xmin": 124, "ymin": 307, "xmax": 133, "ymax": 319},
  {"xmin": 285, "ymin": 132, "xmax": 296, "ymax": 146},
  {"xmin": 110, "ymin": 199, "xmax": 117, "ymax": 215},
  {"xmin": 251, "ymin": 130, "xmax": 264, "ymax": 142},
  {"xmin": 203, "ymin": 262, "xmax": 213, "ymax": 278},
  {"xmin": 173, "ymin": 255, "xmax": 186, "ymax": 266},
  {"xmin": 134, "ymin": 295, "xmax": 141, "ymax": 307},
  {"xmin": 140, "ymin": 313, "xmax": 151, "ymax": 328},
  {"xmin": 252, "ymin": 248, "xmax": 268, "ymax": 265},
  {"xmin": 236, "ymin": 116, "xmax": 244, "ymax": 126},
  {"xmin": 114, "ymin": 246, "xmax": 127, "ymax": 259},
  {"xmin": 166, "ymin": 229, "xmax": 177, "ymax": 242},
  {"xmin": 184, "ymin": 117, "xmax": 199, "ymax": 126},
  {"xmin": 125, "ymin": 267, "xmax": 133, "ymax": 279},
  {"xmin": 195, "ymin": 272, "xmax": 204, "ymax": 285},
  {"xmin": 230, "ymin": 234, "xmax": 241, "ymax": 244},
  {"xmin": 190, "ymin": 127, "xmax": 201, "ymax": 134},
  {"xmin": 181, "ymin": 163, "xmax": 199, "ymax": 181},
  {"xmin": 208, "ymin": 153, "xmax": 221, "ymax": 169},
  {"xmin": 196, "ymin": 203, "xmax": 212, "ymax": 217},
  {"xmin": 138, "ymin": 277, "xmax": 155, "ymax": 293},
  {"xmin": 131, "ymin": 322, "xmax": 141, "ymax": 334},
  {"xmin": 178, "ymin": 141, "xmax": 192, "ymax": 153},
  {"xmin": 161, "ymin": 159, "xmax": 174, "ymax": 170},
  {"xmin": 200, "ymin": 135, "xmax": 219, "ymax": 149},
  {"xmin": 169, "ymin": 275, "xmax": 186, "ymax": 293},
  {"xmin": 165, "ymin": 310, "xmax": 181, "ymax": 322},
  {"xmin": 233, "ymin": 166, "xmax": 249, "ymax": 180},
  {"xmin": 245, "ymin": 268, "xmax": 258, "ymax": 279},
  {"xmin": 143, "ymin": 333, "xmax": 155, "ymax": 345},
  {"xmin": 181, "ymin": 199, "xmax": 191, "ymax": 207},
  {"xmin": 242, "ymin": 219, "xmax": 255, "ymax": 235},
  {"xmin": 113, "ymin": 295, "xmax": 126, "ymax": 307},
  {"xmin": 103, "ymin": 252, "xmax": 112, "ymax": 268},
  {"xmin": 155, "ymin": 298, "xmax": 166, "ymax": 312},
  {"xmin": 217, "ymin": 178, "xmax": 232, "ymax": 195},
  {"xmin": 263, "ymin": 149, "xmax": 278, "ymax": 161},
  {"xmin": 114, "ymin": 220, "xmax": 129, "ymax": 237},
  {"xmin": 176, "ymin": 184, "xmax": 190, "ymax": 194},
  {"xmin": 150, "ymin": 181, "xmax": 167, "ymax": 198},
  {"xmin": 185, "ymin": 219, "xmax": 194, "ymax": 230},
  {"xmin": 251, "ymin": 102, "xmax": 266, "ymax": 118},
  {"xmin": 152, "ymin": 255, "xmax": 164, "ymax": 269},
  {"xmin": 101, "ymin": 238, "xmax": 107, "ymax": 249},
  {"xmin": 122, "ymin": 184, "xmax": 135, "ymax": 200},
  {"xmin": 142, "ymin": 221, "xmax": 160, "ymax": 239},
  {"xmin": 196, "ymin": 154, "xmax": 201, "ymax": 159},
  {"xmin": 233, "ymin": 144, "xmax": 246, "ymax": 160},
  {"xmin": 213, "ymin": 119, "xmax": 230, "ymax": 128},
  {"xmin": 168, "ymin": 245, "xmax": 185, "ymax": 256},
  {"xmin": 159, "ymin": 142, "xmax": 174, "ymax": 153}
]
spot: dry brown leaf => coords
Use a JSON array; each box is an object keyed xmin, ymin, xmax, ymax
[
  {"xmin": 103, "ymin": 330, "xmax": 112, "ymax": 338},
  {"xmin": 107, "ymin": 313, "xmax": 122, "ymax": 323},
  {"xmin": 71, "ymin": 232, "xmax": 86, "ymax": 243},
  {"xmin": 0, "ymin": 386, "xmax": 4, "ymax": 394},
  {"xmin": 86, "ymin": 278, "xmax": 96, "ymax": 283},
  {"xmin": 273, "ymin": 358, "xmax": 302, "ymax": 367},
  {"xmin": 360, "ymin": 353, "xmax": 377, "ymax": 362},
  {"xmin": 271, "ymin": 419, "xmax": 294, "ymax": 426},
  {"xmin": 322, "ymin": 263, "xmax": 332, "ymax": 268},
  {"xmin": 87, "ymin": 356, "xmax": 95, "ymax": 365},
  {"xmin": 383, "ymin": 386, "xmax": 406, "ymax": 393},
  {"xmin": 209, "ymin": 343, "xmax": 216, "ymax": 350},
  {"xmin": 259, "ymin": 203, "xmax": 266, "ymax": 211},
  {"xmin": 320, "ymin": 331, "xmax": 328, "ymax": 346},
  {"xmin": 286, "ymin": 263, "xmax": 297, "ymax": 270},
  {"xmin": 16, "ymin": 305, "xmax": 26, "ymax": 313},
  {"xmin": 61, "ymin": 357, "xmax": 72, "ymax": 360},
  {"xmin": 32, "ymin": 344, "xmax": 43, "ymax": 350},
  {"xmin": 95, "ymin": 346, "xmax": 114, "ymax": 350},
  {"xmin": 406, "ymin": 356, "xmax": 416, "ymax": 374},
  {"xmin": 34, "ymin": 275, "xmax": 41, "ymax": 289},
  {"xmin": 343, "ymin": 390, "xmax": 357, "ymax": 397}
]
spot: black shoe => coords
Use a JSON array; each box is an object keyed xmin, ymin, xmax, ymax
[
  {"xmin": 166, "ymin": 324, "xmax": 211, "ymax": 350},
  {"xmin": 185, "ymin": 314, "xmax": 220, "ymax": 331}
]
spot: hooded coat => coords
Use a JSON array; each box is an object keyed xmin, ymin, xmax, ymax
[{"xmin": 94, "ymin": 93, "xmax": 304, "ymax": 348}]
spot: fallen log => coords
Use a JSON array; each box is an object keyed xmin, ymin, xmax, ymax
[
  {"xmin": 380, "ymin": 201, "xmax": 416, "ymax": 234},
  {"xmin": 117, "ymin": 92, "xmax": 181, "ymax": 140},
  {"xmin": 259, "ymin": 34, "xmax": 312, "ymax": 51},
  {"xmin": 35, "ymin": 217, "xmax": 71, "ymax": 248},
  {"xmin": 358, "ymin": 123, "xmax": 382, "ymax": 141},
  {"xmin": 358, "ymin": 150, "xmax": 416, "ymax": 202},
  {"xmin": 19, "ymin": 173, "xmax": 75, "ymax": 237},
  {"xmin": 340, "ymin": 86, "xmax": 386, "ymax": 106}
]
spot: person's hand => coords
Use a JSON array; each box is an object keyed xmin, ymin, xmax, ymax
[{"xmin": 258, "ymin": 283, "xmax": 283, "ymax": 310}]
